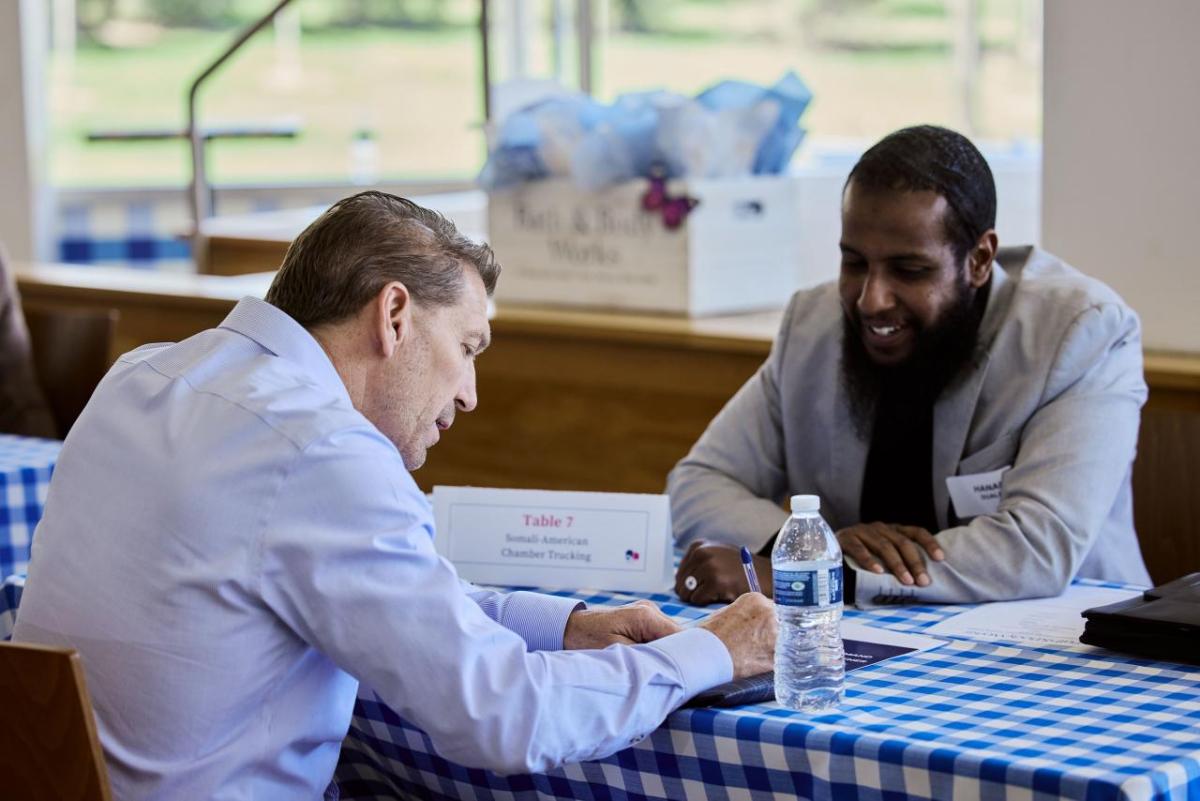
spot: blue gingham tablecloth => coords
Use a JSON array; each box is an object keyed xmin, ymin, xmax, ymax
[
  {"xmin": 336, "ymin": 583, "xmax": 1200, "ymax": 801},
  {"xmin": 1, "ymin": 445, "xmax": 1194, "ymax": 801},
  {"xmin": 0, "ymin": 434, "xmax": 60, "ymax": 579},
  {"xmin": 0, "ymin": 574, "xmax": 24, "ymax": 641}
]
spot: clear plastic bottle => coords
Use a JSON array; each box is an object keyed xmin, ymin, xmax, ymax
[{"xmin": 772, "ymin": 494, "xmax": 845, "ymax": 711}]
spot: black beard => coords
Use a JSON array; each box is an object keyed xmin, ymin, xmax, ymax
[{"xmin": 840, "ymin": 276, "xmax": 990, "ymax": 438}]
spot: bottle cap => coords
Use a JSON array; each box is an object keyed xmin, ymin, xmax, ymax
[{"xmin": 790, "ymin": 494, "xmax": 820, "ymax": 513}]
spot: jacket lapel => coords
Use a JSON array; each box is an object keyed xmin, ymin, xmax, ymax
[
  {"xmin": 931, "ymin": 262, "xmax": 1011, "ymax": 529},
  {"xmin": 828, "ymin": 342, "xmax": 871, "ymax": 530},
  {"xmin": 932, "ymin": 353, "xmax": 990, "ymax": 528}
]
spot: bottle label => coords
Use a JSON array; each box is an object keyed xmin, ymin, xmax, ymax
[{"xmin": 773, "ymin": 564, "xmax": 843, "ymax": 607}]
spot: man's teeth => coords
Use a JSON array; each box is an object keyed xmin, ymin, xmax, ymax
[{"xmin": 870, "ymin": 324, "xmax": 901, "ymax": 336}]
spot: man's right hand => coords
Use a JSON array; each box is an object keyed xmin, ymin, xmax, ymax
[
  {"xmin": 675, "ymin": 540, "xmax": 773, "ymax": 605},
  {"xmin": 696, "ymin": 592, "xmax": 776, "ymax": 679},
  {"xmin": 836, "ymin": 522, "xmax": 944, "ymax": 587}
]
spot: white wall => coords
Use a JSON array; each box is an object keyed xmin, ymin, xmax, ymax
[
  {"xmin": 1042, "ymin": 1, "xmax": 1200, "ymax": 352},
  {"xmin": 0, "ymin": 0, "xmax": 51, "ymax": 262},
  {"xmin": 792, "ymin": 143, "xmax": 1041, "ymax": 291}
]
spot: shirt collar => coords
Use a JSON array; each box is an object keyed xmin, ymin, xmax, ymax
[{"xmin": 218, "ymin": 297, "xmax": 352, "ymax": 406}]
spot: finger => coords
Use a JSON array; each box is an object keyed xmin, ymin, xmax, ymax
[
  {"xmin": 675, "ymin": 568, "xmax": 693, "ymax": 600},
  {"xmin": 839, "ymin": 530, "xmax": 885, "ymax": 574},
  {"xmin": 675, "ymin": 561, "xmax": 703, "ymax": 599},
  {"xmin": 676, "ymin": 542, "xmax": 718, "ymax": 579},
  {"xmin": 688, "ymin": 575, "xmax": 728, "ymax": 606},
  {"xmin": 862, "ymin": 524, "xmax": 915, "ymax": 585},
  {"xmin": 675, "ymin": 549, "xmax": 709, "ymax": 597},
  {"xmin": 676, "ymin": 552, "xmax": 715, "ymax": 599},
  {"xmin": 688, "ymin": 576, "xmax": 715, "ymax": 605},
  {"xmin": 896, "ymin": 526, "xmax": 945, "ymax": 561},
  {"xmin": 878, "ymin": 527, "xmax": 928, "ymax": 585}
]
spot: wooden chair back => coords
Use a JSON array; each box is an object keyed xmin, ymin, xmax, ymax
[
  {"xmin": 0, "ymin": 640, "xmax": 112, "ymax": 800},
  {"xmin": 23, "ymin": 305, "xmax": 118, "ymax": 437}
]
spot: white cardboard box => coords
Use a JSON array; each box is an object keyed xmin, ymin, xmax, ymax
[{"xmin": 487, "ymin": 175, "xmax": 799, "ymax": 316}]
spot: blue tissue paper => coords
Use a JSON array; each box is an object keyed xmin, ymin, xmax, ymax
[{"xmin": 480, "ymin": 72, "xmax": 812, "ymax": 190}]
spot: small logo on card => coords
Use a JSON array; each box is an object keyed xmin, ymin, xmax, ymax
[{"xmin": 624, "ymin": 549, "xmax": 640, "ymax": 561}]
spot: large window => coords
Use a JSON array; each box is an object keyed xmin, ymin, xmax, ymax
[
  {"xmin": 48, "ymin": 0, "xmax": 1040, "ymax": 189},
  {"xmin": 592, "ymin": 0, "xmax": 1040, "ymax": 144},
  {"xmin": 50, "ymin": 0, "xmax": 487, "ymax": 188}
]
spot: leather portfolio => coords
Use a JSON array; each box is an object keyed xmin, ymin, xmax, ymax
[{"xmin": 1080, "ymin": 573, "xmax": 1200, "ymax": 665}]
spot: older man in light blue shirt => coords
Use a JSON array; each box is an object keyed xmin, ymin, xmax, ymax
[{"xmin": 14, "ymin": 192, "xmax": 775, "ymax": 799}]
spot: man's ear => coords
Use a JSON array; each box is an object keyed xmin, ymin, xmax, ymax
[
  {"xmin": 967, "ymin": 229, "xmax": 999, "ymax": 289},
  {"xmin": 373, "ymin": 281, "xmax": 413, "ymax": 358}
]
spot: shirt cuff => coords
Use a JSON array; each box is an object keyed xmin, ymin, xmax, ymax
[
  {"xmin": 497, "ymin": 591, "xmax": 583, "ymax": 651},
  {"xmin": 644, "ymin": 627, "xmax": 733, "ymax": 696}
]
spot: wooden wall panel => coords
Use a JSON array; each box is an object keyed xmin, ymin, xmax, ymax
[
  {"xmin": 416, "ymin": 333, "xmax": 763, "ymax": 494},
  {"xmin": 15, "ymin": 263, "xmax": 1200, "ymax": 585},
  {"xmin": 1133, "ymin": 383, "xmax": 1200, "ymax": 584}
]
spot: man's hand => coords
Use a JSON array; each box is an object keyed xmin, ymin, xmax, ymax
[
  {"xmin": 836, "ymin": 523, "xmax": 944, "ymax": 586},
  {"xmin": 563, "ymin": 600, "xmax": 682, "ymax": 649},
  {"xmin": 697, "ymin": 593, "xmax": 777, "ymax": 679},
  {"xmin": 675, "ymin": 540, "xmax": 773, "ymax": 605}
]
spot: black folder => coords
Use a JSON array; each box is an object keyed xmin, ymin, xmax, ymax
[
  {"xmin": 684, "ymin": 671, "xmax": 776, "ymax": 708},
  {"xmin": 1079, "ymin": 573, "xmax": 1200, "ymax": 665},
  {"xmin": 684, "ymin": 635, "xmax": 932, "ymax": 708}
]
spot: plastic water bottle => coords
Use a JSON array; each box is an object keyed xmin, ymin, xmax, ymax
[{"xmin": 772, "ymin": 494, "xmax": 845, "ymax": 711}]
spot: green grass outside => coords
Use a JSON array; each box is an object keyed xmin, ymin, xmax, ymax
[{"xmin": 50, "ymin": 4, "xmax": 1039, "ymax": 188}]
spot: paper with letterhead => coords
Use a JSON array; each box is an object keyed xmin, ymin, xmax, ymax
[
  {"xmin": 685, "ymin": 621, "xmax": 944, "ymax": 708},
  {"xmin": 840, "ymin": 620, "xmax": 946, "ymax": 668},
  {"xmin": 946, "ymin": 466, "xmax": 1009, "ymax": 518},
  {"xmin": 432, "ymin": 486, "xmax": 673, "ymax": 593},
  {"xmin": 925, "ymin": 585, "xmax": 1142, "ymax": 648}
]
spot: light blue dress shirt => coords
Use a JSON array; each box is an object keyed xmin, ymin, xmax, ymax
[{"xmin": 14, "ymin": 297, "xmax": 731, "ymax": 800}]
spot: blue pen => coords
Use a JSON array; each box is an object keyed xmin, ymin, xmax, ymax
[{"xmin": 740, "ymin": 546, "xmax": 762, "ymax": 594}]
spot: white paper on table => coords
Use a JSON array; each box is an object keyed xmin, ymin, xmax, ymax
[
  {"xmin": 925, "ymin": 585, "xmax": 1142, "ymax": 648},
  {"xmin": 841, "ymin": 620, "xmax": 945, "ymax": 653},
  {"xmin": 840, "ymin": 620, "xmax": 946, "ymax": 669}
]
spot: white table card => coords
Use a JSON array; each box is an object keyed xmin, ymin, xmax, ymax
[{"xmin": 432, "ymin": 486, "xmax": 674, "ymax": 593}]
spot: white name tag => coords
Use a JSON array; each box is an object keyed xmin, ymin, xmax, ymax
[
  {"xmin": 946, "ymin": 466, "xmax": 1010, "ymax": 519},
  {"xmin": 432, "ymin": 486, "xmax": 673, "ymax": 593}
]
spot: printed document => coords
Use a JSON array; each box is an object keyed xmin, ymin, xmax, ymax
[{"xmin": 926, "ymin": 585, "xmax": 1142, "ymax": 648}]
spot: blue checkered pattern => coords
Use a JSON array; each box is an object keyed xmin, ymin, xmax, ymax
[
  {"xmin": 336, "ymin": 584, "xmax": 1200, "ymax": 801},
  {"xmin": 0, "ymin": 430, "xmax": 1193, "ymax": 801},
  {"xmin": 1, "ymin": 574, "xmax": 24, "ymax": 641},
  {"xmin": 0, "ymin": 435, "xmax": 60, "ymax": 580},
  {"xmin": 59, "ymin": 201, "xmax": 191, "ymax": 268}
]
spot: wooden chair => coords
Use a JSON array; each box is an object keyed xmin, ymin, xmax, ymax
[
  {"xmin": 23, "ymin": 305, "xmax": 119, "ymax": 438},
  {"xmin": 0, "ymin": 641, "xmax": 113, "ymax": 800}
]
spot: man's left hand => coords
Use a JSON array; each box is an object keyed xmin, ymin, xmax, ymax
[
  {"xmin": 563, "ymin": 600, "xmax": 682, "ymax": 649},
  {"xmin": 837, "ymin": 522, "xmax": 944, "ymax": 586}
]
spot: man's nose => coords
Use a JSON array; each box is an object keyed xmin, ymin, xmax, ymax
[
  {"xmin": 455, "ymin": 362, "xmax": 478, "ymax": 413},
  {"xmin": 858, "ymin": 268, "xmax": 896, "ymax": 315}
]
